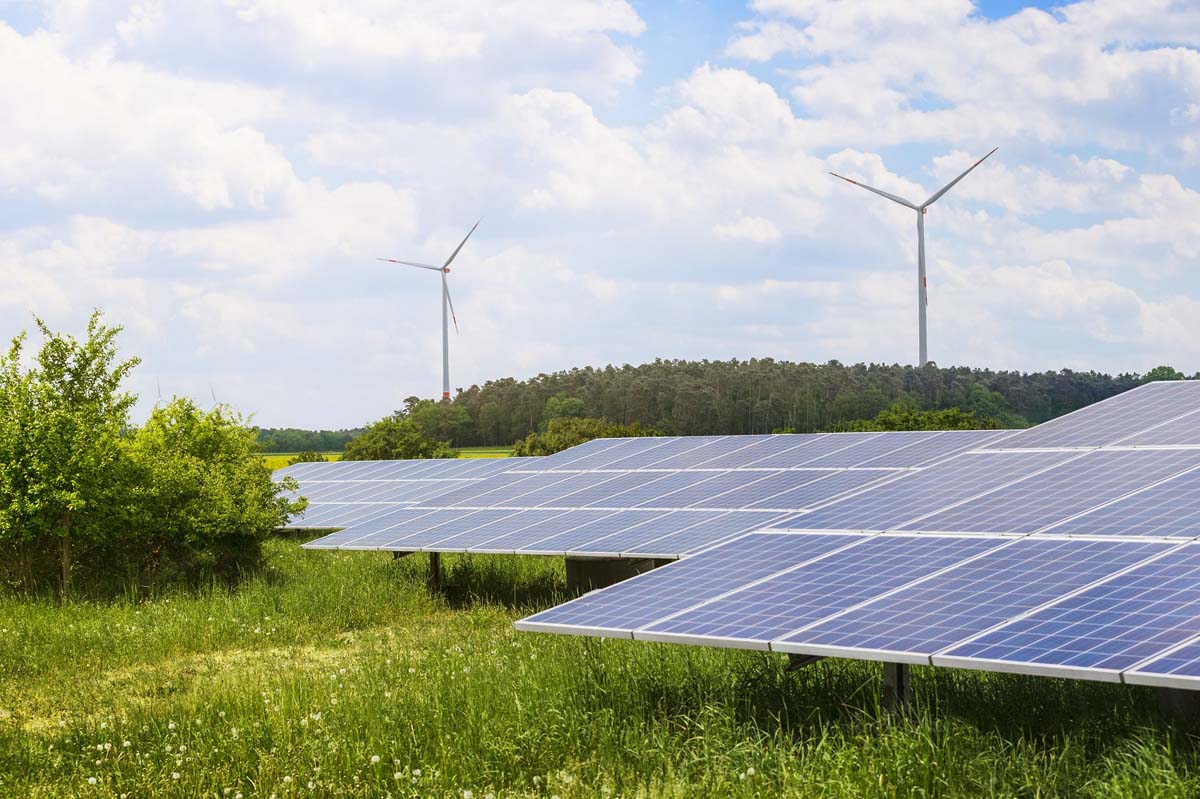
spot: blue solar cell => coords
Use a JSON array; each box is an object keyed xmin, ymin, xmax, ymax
[
  {"xmin": 638, "ymin": 535, "xmax": 1004, "ymax": 645},
  {"xmin": 520, "ymin": 437, "xmax": 628, "ymax": 469},
  {"xmin": 548, "ymin": 438, "xmax": 673, "ymax": 470},
  {"xmin": 598, "ymin": 471, "xmax": 731, "ymax": 508},
  {"xmin": 601, "ymin": 437, "xmax": 726, "ymax": 470},
  {"xmin": 744, "ymin": 470, "xmax": 902, "ymax": 511},
  {"xmin": 983, "ymin": 381, "xmax": 1200, "ymax": 450},
  {"xmin": 564, "ymin": 510, "xmax": 727, "ymax": 556},
  {"xmin": 775, "ymin": 450, "xmax": 1079, "ymax": 532},
  {"xmin": 692, "ymin": 434, "xmax": 830, "ymax": 468},
  {"xmin": 1126, "ymin": 637, "xmax": 1200, "ymax": 686},
  {"xmin": 378, "ymin": 509, "xmax": 525, "ymax": 550},
  {"xmin": 617, "ymin": 511, "xmax": 791, "ymax": 557},
  {"xmin": 858, "ymin": 430, "xmax": 1011, "ymax": 468},
  {"xmin": 784, "ymin": 538, "xmax": 1171, "ymax": 658},
  {"xmin": 646, "ymin": 436, "xmax": 772, "ymax": 469},
  {"xmin": 684, "ymin": 470, "xmax": 834, "ymax": 509},
  {"xmin": 468, "ymin": 510, "xmax": 619, "ymax": 553},
  {"xmin": 513, "ymin": 511, "xmax": 668, "ymax": 555},
  {"xmin": 422, "ymin": 472, "xmax": 569, "ymax": 507},
  {"xmin": 516, "ymin": 532, "xmax": 865, "ymax": 635},
  {"xmin": 937, "ymin": 544, "xmax": 1200, "ymax": 675},
  {"xmin": 327, "ymin": 509, "xmax": 475, "ymax": 547},
  {"xmin": 800, "ymin": 432, "xmax": 938, "ymax": 468},
  {"xmin": 635, "ymin": 471, "xmax": 765, "ymax": 508},
  {"xmin": 300, "ymin": 528, "xmax": 367, "ymax": 549},
  {"xmin": 1116, "ymin": 410, "xmax": 1200, "ymax": 447},
  {"xmin": 901, "ymin": 449, "xmax": 1200, "ymax": 534},
  {"xmin": 1040, "ymin": 467, "xmax": 1200, "ymax": 538},
  {"xmin": 521, "ymin": 472, "xmax": 645, "ymax": 507},
  {"xmin": 420, "ymin": 509, "xmax": 573, "ymax": 550},
  {"xmin": 745, "ymin": 433, "xmax": 882, "ymax": 469}
]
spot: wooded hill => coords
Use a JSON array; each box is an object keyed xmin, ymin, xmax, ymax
[{"xmin": 368, "ymin": 360, "xmax": 1189, "ymax": 449}]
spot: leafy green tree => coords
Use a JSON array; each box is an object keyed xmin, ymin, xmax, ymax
[
  {"xmin": 287, "ymin": 450, "xmax": 328, "ymax": 465},
  {"xmin": 1143, "ymin": 365, "xmax": 1186, "ymax": 383},
  {"xmin": 11, "ymin": 313, "xmax": 140, "ymax": 592},
  {"xmin": 512, "ymin": 417, "xmax": 657, "ymax": 456},
  {"xmin": 829, "ymin": 402, "xmax": 1002, "ymax": 432},
  {"xmin": 121, "ymin": 398, "xmax": 304, "ymax": 581},
  {"xmin": 543, "ymin": 395, "xmax": 586, "ymax": 424},
  {"xmin": 342, "ymin": 414, "xmax": 456, "ymax": 460},
  {"xmin": 407, "ymin": 398, "xmax": 473, "ymax": 442}
]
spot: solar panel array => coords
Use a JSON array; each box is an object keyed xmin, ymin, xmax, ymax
[
  {"xmin": 518, "ymin": 381, "xmax": 1200, "ymax": 688},
  {"xmin": 294, "ymin": 429, "xmax": 1009, "ymax": 559}
]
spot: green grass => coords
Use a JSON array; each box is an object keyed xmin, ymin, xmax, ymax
[{"xmin": 2, "ymin": 540, "xmax": 1199, "ymax": 797}]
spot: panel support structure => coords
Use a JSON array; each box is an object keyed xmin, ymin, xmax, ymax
[
  {"xmin": 883, "ymin": 663, "xmax": 912, "ymax": 712},
  {"xmin": 428, "ymin": 552, "xmax": 442, "ymax": 592},
  {"xmin": 564, "ymin": 557, "xmax": 668, "ymax": 593},
  {"xmin": 1157, "ymin": 687, "xmax": 1200, "ymax": 725}
]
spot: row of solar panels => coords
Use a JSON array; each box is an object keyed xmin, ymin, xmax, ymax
[
  {"xmin": 290, "ymin": 430, "xmax": 1010, "ymax": 558},
  {"xmin": 515, "ymin": 381, "xmax": 1200, "ymax": 688}
]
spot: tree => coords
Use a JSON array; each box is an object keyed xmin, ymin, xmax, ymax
[
  {"xmin": 342, "ymin": 414, "xmax": 456, "ymax": 460},
  {"xmin": 829, "ymin": 402, "xmax": 1002, "ymax": 432},
  {"xmin": 17, "ymin": 312, "xmax": 140, "ymax": 592},
  {"xmin": 121, "ymin": 398, "xmax": 305, "ymax": 581},
  {"xmin": 512, "ymin": 417, "xmax": 657, "ymax": 456},
  {"xmin": 288, "ymin": 450, "xmax": 328, "ymax": 465},
  {"xmin": 542, "ymin": 395, "xmax": 586, "ymax": 424},
  {"xmin": 1143, "ymin": 365, "xmax": 1186, "ymax": 383}
]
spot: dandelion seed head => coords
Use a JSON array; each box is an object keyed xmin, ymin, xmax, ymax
[
  {"xmin": 370, "ymin": 755, "xmax": 380, "ymax": 764},
  {"xmin": 87, "ymin": 777, "xmax": 97, "ymax": 786}
]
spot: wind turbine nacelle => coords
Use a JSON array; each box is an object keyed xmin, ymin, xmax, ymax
[{"xmin": 443, "ymin": 267, "xmax": 451, "ymax": 273}]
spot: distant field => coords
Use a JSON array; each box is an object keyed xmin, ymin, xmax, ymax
[
  {"xmin": 454, "ymin": 446, "xmax": 513, "ymax": 459},
  {"xmin": 259, "ymin": 452, "xmax": 340, "ymax": 470},
  {"xmin": 262, "ymin": 447, "xmax": 510, "ymax": 469}
]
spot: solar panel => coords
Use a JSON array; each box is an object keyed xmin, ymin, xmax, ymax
[
  {"xmin": 984, "ymin": 381, "xmax": 1200, "ymax": 450},
  {"xmin": 1124, "ymin": 637, "xmax": 1200, "ymax": 689},
  {"xmin": 777, "ymin": 538, "xmax": 1171, "ymax": 663},
  {"xmin": 515, "ymin": 532, "xmax": 867, "ymax": 637},
  {"xmin": 1038, "ymin": 467, "xmax": 1200, "ymax": 538},
  {"xmin": 855, "ymin": 429, "xmax": 1010, "ymax": 467},
  {"xmin": 772, "ymin": 450, "xmax": 1079, "ymax": 533},
  {"xmin": 615, "ymin": 511, "xmax": 792, "ymax": 558},
  {"xmin": 1115, "ymin": 409, "xmax": 1200, "ymax": 447},
  {"xmin": 898, "ymin": 449, "xmax": 1200, "ymax": 535},
  {"xmin": 689, "ymin": 434, "xmax": 832, "ymax": 469},
  {"xmin": 935, "ymin": 543, "xmax": 1200, "ymax": 680},
  {"xmin": 636, "ymin": 535, "xmax": 1005, "ymax": 648}
]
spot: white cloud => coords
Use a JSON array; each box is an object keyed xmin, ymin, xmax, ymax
[{"xmin": 713, "ymin": 216, "xmax": 782, "ymax": 243}]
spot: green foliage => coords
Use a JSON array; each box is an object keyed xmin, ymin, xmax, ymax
[
  {"xmin": 0, "ymin": 311, "xmax": 140, "ymax": 591},
  {"xmin": 543, "ymin": 394, "xmax": 586, "ymax": 424},
  {"xmin": 1142, "ymin": 365, "xmax": 1187, "ymax": 383},
  {"xmin": 406, "ymin": 397, "xmax": 473, "ymax": 442},
  {"xmin": 256, "ymin": 427, "xmax": 361, "ymax": 453},
  {"xmin": 342, "ymin": 414, "xmax": 456, "ymax": 461},
  {"xmin": 0, "ymin": 314, "xmax": 303, "ymax": 594},
  {"xmin": 829, "ymin": 402, "xmax": 1002, "ymax": 432},
  {"xmin": 117, "ymin": 398, "xmax": 305, "ymax": 582},
  {"xmin": 3, "ymin": 541, "xmax": 1200, "ymax": 796},
  {"xmin": 512, "ymin": 416, "xmax": 657, "ymax": 456},
  {"xmin": 287, "ymin": 450, "xmax": 328, "ymax": 465}
]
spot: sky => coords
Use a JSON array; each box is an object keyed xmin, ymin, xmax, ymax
[{"xmin": 1, "ymin": 0, "xmax": 1199, "ymax": 428}]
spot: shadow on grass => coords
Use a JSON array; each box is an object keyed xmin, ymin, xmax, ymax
[{"xmin": 387, "ymin": 552, "xmax": 569, "ymax": 611}]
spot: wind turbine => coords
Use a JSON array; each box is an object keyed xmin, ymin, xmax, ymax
[
  {"xmin": 378, "ymin": 220, "xmax": 480, "ymax": 400},
  {"xmin": 830, "ymin": 147, "xmax": 997, "ymax": 367}
]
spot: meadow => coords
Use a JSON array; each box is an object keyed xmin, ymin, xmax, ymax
[{"xmin": 2, "ymin": 538, "xmax": 1199, "ymax": 798}]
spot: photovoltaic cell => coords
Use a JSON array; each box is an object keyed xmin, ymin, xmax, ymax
[
  {"xmin": 900, "ymin": 449, "xmax": 1200, "ymax": 534},
  {"xmin": 459, "ymin": 510, "xmax": 619, "ymax": 553},
  {"xmin": 417, "ymin": 509, "xmax": 572, "ymax": 551},
  {"xmin": 512, "ymin": 510, "xmax": 668, "ymax": 554},
  {"xmin": 692, "ymin": 434, "xmax": 830, "ymax": 468},
  {"xmin": 616, "ymin": 511, "xmax": 791, "ymax": 557},
  {"xmin": 1125, "ymin": 638, "xmax": 1200, "ymax": 687},
  {"xmin": 1116, "ymin": 410, "xmax": 1200, "ymax": 448},
  {"xmin": 799, "ymin": 432, "xmax": 940, "ymax": 468},
  {"xmin": 601, "ymin": 436, "xmax": 726, "ymax": 470},
  {"xmin": 515, "ymin": 532, "xmax": 865, "ymax": 635},
  {"xmin": 1038, "ymin": 467, "xmax": 1200, "ymax": 538},
  {"xmin": 548, "ymin": 438, "xmax": 674, "ymax": 471},
  {"xmin": 937, "ymin": 544, "xmax": 1200, "ymax": 676},
  {"xmin": 773, "ymin": 450, "xmax": 1079, "ymax": 532},
  {"xmin": 742, "ymin": 433, "xmax": 881, "ymax": 469},
  {"xmin": 782, "ymin": 538, "xmax": 1171, "ymax": 659},
  {"xmin": 744, "ymin": 470, "xmax": 902, "ymax": 511},
  {"xmin": 638, "ymin": 535, "xmax": 1005, "ymax": 646},
  {"xmin": 984, "ymin": 381, "xmax": 1200, "ymax": 450},
  {"xmin": 646, "ymin": 436, "xmax": 767, "ymax": 469},
  {"xmin": 564, "ymin": 510, "xmax": 731, "ymax": 555},
  {"xmin": 858, "ymin": 429, "xmax": 1011, "ymax": 468}
]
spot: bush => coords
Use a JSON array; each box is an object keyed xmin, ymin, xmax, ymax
[
  {"xmin": 342, "ymin": 414, "xmax": 456, "ymax": 460},
  {"xmin": 828, "ymin": 401, "xmax": 1002, "ymax": 432},
  {"xmin": 512, "ymin": 417, "xmax": 658, "ymax": 456},
  {"xmin": 288, "ymin": 450, "xmax": 328, "ymax": 465}
]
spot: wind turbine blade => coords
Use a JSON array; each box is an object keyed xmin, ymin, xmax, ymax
[
  {"xmin": 828, "ymin": 172, "xmax": 918, "ymax": 210},
  {"xmin": 920, "ymin": 147, "xmax": 998, "ymax": 209},
  {"xmin": 441, "ymin": 218, "xmax": 481, "ymax": 269},
  {"xmin": 444, "ymin": 281, "xmax": 459, "ymax": 334},
  {"xmin": 377, "ymin": 258, "xmax": 443, "ymax": 272}
]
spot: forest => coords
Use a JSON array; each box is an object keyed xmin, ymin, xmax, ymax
[{"xmin": 377, "ymin": 360, "xmax": 1190, "ymax": 448}]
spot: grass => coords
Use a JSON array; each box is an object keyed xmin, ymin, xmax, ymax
[
  {"xmin": 454, "ymin": 447, "xmax": 513, "ymax": 459},
  {"xmin": 2, "ymin": 540, "xmax": 1199, "ymax": 797}
]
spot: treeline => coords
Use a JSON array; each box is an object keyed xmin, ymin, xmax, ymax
[
  {"xmin": 397, "ymin": 360, "xmax": 1185, "ymax": 447},
  {"xmin": 256, "ymin": 427, "xmax": 362, "ymax": 453}
]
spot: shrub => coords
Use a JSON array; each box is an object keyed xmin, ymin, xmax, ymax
[
  {"xmin": 288, "ymin": 450, "xmax": 328, "ymax": 465},
  {"xmin": 512, "ymin": 417, "xmax": 658, "ymax": 456},
  {"xmin": 342, "ymin": 414, "xmax": 456, "ymax": 460}
]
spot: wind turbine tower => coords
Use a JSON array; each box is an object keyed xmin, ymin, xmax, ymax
[
  {"xmin": 830, "ymin": 148, "xmax": 996, "ymax": 367},
  {"xmin": 378, "ymin": 220, "xmax": 480, "ymax": 400}
]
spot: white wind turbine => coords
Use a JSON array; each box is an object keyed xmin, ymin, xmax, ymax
[
  {"xmin": 830, "ymin": 147, "xmax": 997, "ymax": 366},
  {"xmin": 378, "ymin": 220, "xmax": 480, "ymax": 400}
]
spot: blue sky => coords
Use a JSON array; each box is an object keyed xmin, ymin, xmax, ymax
[{"xmin": 2, "ymin": 0, "xmax": 1199, "ymax": 427}]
